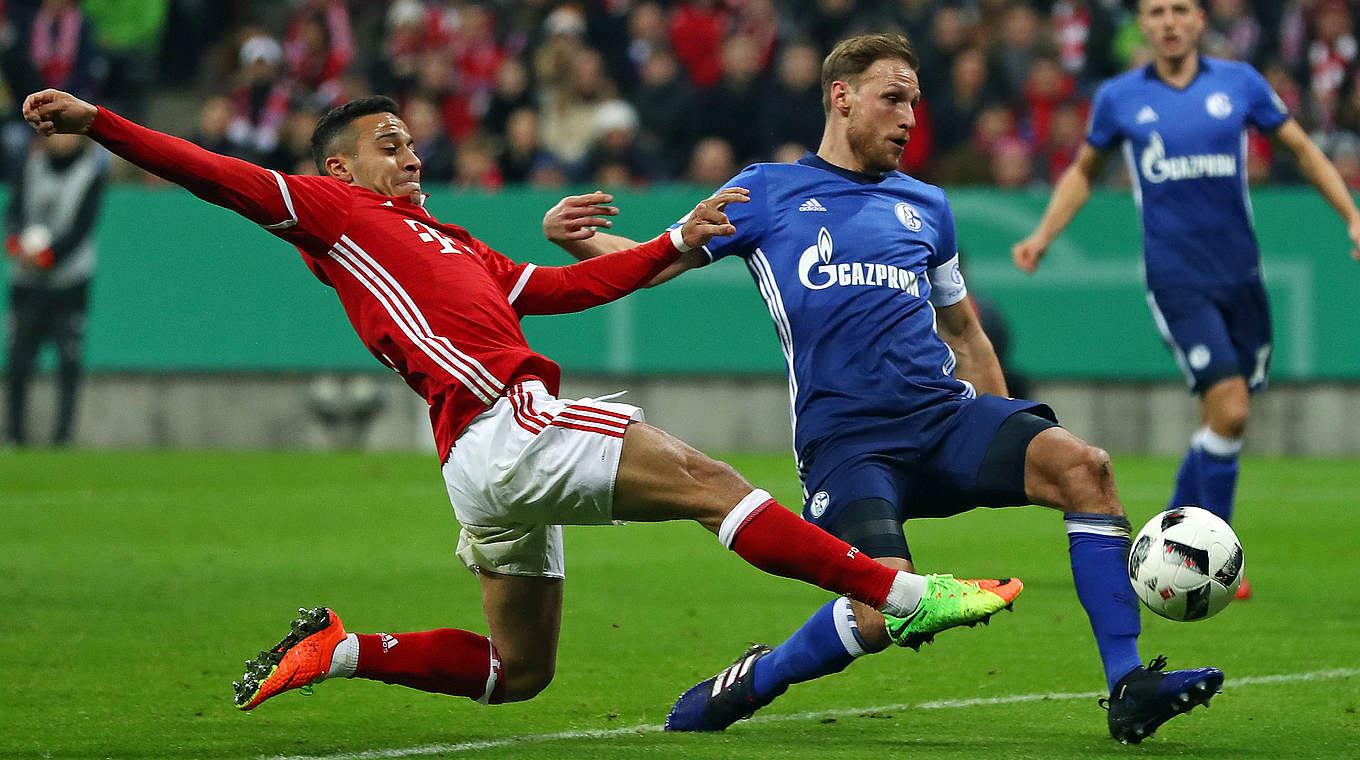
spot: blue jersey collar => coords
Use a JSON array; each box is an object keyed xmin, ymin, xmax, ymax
[
  {"xmin": 798, "ymin": 152, "xmax": 889, "ymax": 185},
  {"xmin": 1142, "ymin": 55, "xmax": 1213, "ymax": 87}
]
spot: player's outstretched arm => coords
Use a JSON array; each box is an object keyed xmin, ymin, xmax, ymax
[
  {"xmin": 513, "ymin": 188, "xmax": 748, "ymax": 315},
  {"xmin": 23, "ymin": 89, "xmax": 305, "ymax": 232},
  {"xmin": 542, "ymin": 190, "xmax": 707, "ymax": 286},
  {"xmin": 1013, "ymin": 143, "xmax": 1109, "ymax": 273},
  {"xmin": 1271, "ymin": 119, "xmax": 1360, "ymax": 262}
]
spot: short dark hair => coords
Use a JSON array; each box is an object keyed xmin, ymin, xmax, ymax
[
  {"xmin": 821, "ymin": 33, "xmax": 920, "ymax": 113},
  {"xmin": 310, "ymin": 95, "xmax": 401, "ymax": 175}
]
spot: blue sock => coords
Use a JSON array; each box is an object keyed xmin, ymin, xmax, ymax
[
  {"xmin": 1065, "ymin": 514, "xmax": 1143, "ymax": 691},
  {"xmin": 1168, "ymin": 444, "xmax": 1202, "ymax": 510},
  {"xmin": 1194, "ymin": 427, "xmax": 1242, "ymax": 525},
  {"xmin": 751, "ymin": 597, "xmax": 867, "ymax": 699}
]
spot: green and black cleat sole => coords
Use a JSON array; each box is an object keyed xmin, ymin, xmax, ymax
[{"xmin": 231, "ymin": 607, "xmax": 332, "ymax": 708}]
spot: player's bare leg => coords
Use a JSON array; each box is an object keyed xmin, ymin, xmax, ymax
[
  {"xmin": 478, "ymin": 571, "xmax": 564, "ymax": 702},
  {"xmin": 1022, "ymin": 426, "xmax": 1222, "ymax": 742}
]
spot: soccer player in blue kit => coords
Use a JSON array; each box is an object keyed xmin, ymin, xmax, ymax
[
  {"xmin": 1013, "ymin": 0, "xmax": 1360, "ymax": 601},
  {"xmin": 544, "ymin": 32, "xmax": 1221, "ymax": 744}
]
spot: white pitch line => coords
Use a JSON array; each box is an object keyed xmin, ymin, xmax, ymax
[{"xmin": 264, "ymin": 667, "xmax": 1360, "ymax": 760}]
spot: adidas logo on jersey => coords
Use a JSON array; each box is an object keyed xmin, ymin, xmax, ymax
[
  {"xmin": 798, "ymin": 198, "xmax": 828, "ymax": 212},
  {"xmin": 1136, "ymin": 106, "xmax": 1158, "ymax": 124}
]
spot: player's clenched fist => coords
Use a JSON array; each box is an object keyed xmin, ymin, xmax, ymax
[
  {"xmin": 1011, "ymin": 235, "xmax": 1048, "ymax": 274},
  {"xmin": 22, "ymin": 89, "xmax": 98, "ymax": 136},
  {"xmin": 679, "ymin": 187, "xmax": 749, "ymax": 249}
]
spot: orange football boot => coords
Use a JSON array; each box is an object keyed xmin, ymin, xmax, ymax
[{"xmin": 233, "ymin": 607, "xmax": 347, "ymax": 711}]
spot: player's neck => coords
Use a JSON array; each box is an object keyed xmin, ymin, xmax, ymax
[
  {"xmin": 816, "ymin": 132, "xmax": 870, "ymax": 176},
  {"xmin": 1154, "ymin": 53, "xmax": 1200, "ymax": 89}
]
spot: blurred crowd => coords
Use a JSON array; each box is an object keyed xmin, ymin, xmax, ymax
[{"xmin": 4, "ymin": 0, "xmax": 1360, "ymax": 190}]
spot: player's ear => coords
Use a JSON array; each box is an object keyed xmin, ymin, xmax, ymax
[
  {"xmin": 324, "ymin": 154, "xmax": 354, "ymax": 183},
  {"xmin": 830, "ymin": 80, "xmax": 852, "ymax": 116}
]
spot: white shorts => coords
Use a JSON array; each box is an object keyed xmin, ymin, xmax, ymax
[{"xmin": 442, "ymin": 379, "xmax": 643, "ymax": 579}]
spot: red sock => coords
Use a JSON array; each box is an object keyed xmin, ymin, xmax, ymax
[
  {"xmin": 728, "ymin": 496, "xmax": 896, "ymax": 609},
  {"xmin": 355, "ymin": 629, "xmax": 505, "ymax": 704}
]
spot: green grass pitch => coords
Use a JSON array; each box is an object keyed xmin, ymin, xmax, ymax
[{"xmin": 2, "ymin": 450, "xmax": 1357, "ymax": 759}]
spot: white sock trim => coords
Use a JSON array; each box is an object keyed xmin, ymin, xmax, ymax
[
  {"xmin": 477, "ymin": 639, "xmax": 502, "ymax": 705},
  {"xmin": 881, "ymin": 571, "xmax": 927, "ymax": 617},
  {"xmin": 718, "ymin": 489, "xmax": 773, "ymax": 549},
  {"xmin": 1194, "ymin": 426, "xmax": 1242, "ymax": 457},
  {"xmin": 831, "ymin": 596, "xmax": 868, "ymax": 658},
  {"xmin": 327, "ymin": 633, "xmax": 359, "ymax": 679}
]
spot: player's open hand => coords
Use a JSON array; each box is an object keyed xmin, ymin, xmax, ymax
[
  {"xmin": 22, "ymin": 89, "xmax": 97, "ymax": 136},
  {"xmin": 680, "ymin": 188, "xmax": 749, "ymax": 249},
  {"xmin": 1011, "ymin": 235, "xmax": 1048, "ymax": 274},
  {"xmin": 543, "ymin": 191, "xmax": 619, "ymax": 243}
]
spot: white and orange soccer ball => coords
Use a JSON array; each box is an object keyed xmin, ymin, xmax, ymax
[{"xmin": 1128, "ymin": 506, "xmax": 1244, "ymax": 622}]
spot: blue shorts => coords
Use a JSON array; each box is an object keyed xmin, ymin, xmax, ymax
[
  {"xmin": 801, "ymin": 394, "xmax": 1057, "ymax": 530},
  {"xmin": 1146, "ymin": 280, "xmax": 1272, "ymax": 393}
]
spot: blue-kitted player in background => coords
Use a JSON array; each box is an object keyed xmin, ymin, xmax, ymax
[
  {"xmin": 1013, "ymin": 0, "xmax": 1360, "ymax": 602},
  {"xmin": 545, "ymin": 31, "xmax": 1221, "ymax": 745}
]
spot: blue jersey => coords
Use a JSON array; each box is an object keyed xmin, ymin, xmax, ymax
[
  {"xmin": 1087, "ymin": 57, "xmax": 1289, "ymax": 290},
  {"xmin": 691, "ymin": 155, "xmax": 974, "ymax": 469}
]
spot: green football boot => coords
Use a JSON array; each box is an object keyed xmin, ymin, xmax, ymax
[{"xmin": 883, "ymin": 574, "xmax": 1023, "ymax": 650}]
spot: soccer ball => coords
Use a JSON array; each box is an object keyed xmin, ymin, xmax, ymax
[{"xmin": 1128, "ymin": 506, "xmax": 1244, "ymax": 621}]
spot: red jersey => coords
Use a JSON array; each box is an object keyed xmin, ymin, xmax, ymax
[{"xmin": 88, "ymin": 108, "xmax": 685, "ymax": 461}]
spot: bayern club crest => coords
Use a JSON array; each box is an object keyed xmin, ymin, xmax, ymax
[{"xmin": 895, "ymin": 202, "xmax": 923, "ymax": 231}]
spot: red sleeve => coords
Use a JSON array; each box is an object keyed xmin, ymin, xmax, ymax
[
  {"xmin": 475, "ymin": 232, "xmax": 685, "ymax": 316},
  {"xmin": 86, "ymin": 106, "xmax": 350, "ymax": 247}
]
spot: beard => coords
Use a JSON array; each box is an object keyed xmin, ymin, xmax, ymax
[{"xmin": 845, "ymin": 117, "xmax": 902, "ymax": 174}]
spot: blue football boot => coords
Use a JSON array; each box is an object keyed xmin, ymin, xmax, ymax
[
  {"xmin": 1100, "ymin": 655, "xmax": 1224, "ymax": 744},
  {"xmin": 664, "ymin": 644, "xmax": 785, "ymax": 732}
]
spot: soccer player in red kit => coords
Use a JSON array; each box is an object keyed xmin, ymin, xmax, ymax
[{"xmin": 22, "ymin": 88, "xmax": 1022, "ymax": 716}]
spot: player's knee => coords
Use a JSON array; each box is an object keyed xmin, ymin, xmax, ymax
[
  {"xmin": 1061, "ymin": 444, "xmax": 1122, "ymax": 515},
  {"xmin": 499, "ymin": 661, "xmax": 556, "ymax": 703}
]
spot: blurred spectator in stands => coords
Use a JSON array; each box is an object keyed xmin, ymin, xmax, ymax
[
  {"xmin": 498, "ymin": 106, "xmax": 557, "ymax": 185},
  {"xmin": 991, "ymin": 135, "xmax": 1035, "ymax": 189},
  {"xmin": 481, "ymin": 57, "xmax": 534, "ymax": 138},
  {"xmin": 686, "ymin": 135, "xmax": 736, "ymax": 186},
  {"xmin": 265, "ymin": 106, "xmax": 319, "ymax": 174},
  {"xmin": 534, "ymin": 4, "xmax": 589, "ymax": 98},
  {"xmin": 191, "ymin": 95, "xmax": 237, "ymax": 156},
  {"xmin": 633, "ymin": 47, "xmax": 696, "ymax": 179},
  {"xmin": 992, "ymin": 2, "xmax": 1044, "ymax": 97},
  {"xmin": 1205, "ymin": 0, "xmax": 1261, "ymax": 63},
  {"xmin": 227, "ymin": 34, "xmax": 292, "ymax": 164},
  {"xmin": 1039, "ymin": 99, "xmax": 1087, "ymax": 185},
  {"xmin": 884, "ymin": 0, "xmax": 935, "ymax": 55},
  {"xmin": 406, "ymin": 96, "xmax": 456, "ymax": 183},
  {"xmin": 934, "ymin": 103, "xmax": 1018, "ymax": 185},
  {"xmin": 82, "ymin": 0, "xmax": 168, "ymax": 120},
  {"xmin": 447, "ymin": 3, "xmax": 505, "ymax": 128},
  {"xmin": 916, "ymin": 5, "xmax": 971, "ymax": 98},
  {"xmin": 799, "ymin": 0, "xmax": 866, "ymax": 61},
  {"xmin": 528, "ymin": 153, "xmax": 569, "ymax": 189},
  {"xmin": 898, "ymin": 95, "xmax": 934, "ymax": 177},
  {"xmin": 411, "ymin": 50, "xmax": 475, "ymax": 141},
  {"xmin": 762, "ymin": 42, "xmax": 825, "ymax": 154},
  {"xmin": 932, "ymin": 47, "xmax": 1001, "ymax": 157},
  {"xmin": 582, "ymin": 0, "xmax": 640, "ymax": 95},
  {"xmin": 695, "ymin": 35, "xmax": 769, "ymax": 166},
  {"xmin": 732, "ymin": 0, "xmax": 779, "ymax": 71},
  {"xmin": 575, "ymin": 99, "xmax": 659, "ymax": 186},
  {"xmin": 623, "ymin": 1, "xmax": 670, "ymax": 93},
  {"xmin": 541, "ymin": 47, "xmax": 618, "ymax": 166},
  {"xmin": 1, "ymin": 0, "xmax": 39, "ymax": 182},
  {"xmin": 1277, "ymin": 0, "xmax": 1312, "ymax": 77},
  {"xmin": 5, "ymin": 133, "xmax": 108, "ymax": 447},
  {"xmin": 1019, "ymin": 56, "xmax": 1081, "ymax": 148},
  {"xmin": 1306, "ymin": 0, "xmax": 1356, "ymax": 132},
  {"xmin": 28, "ymin": 0, "xmax": 96, "ymax": 97},
  {"xmin": 283, "ymin": 0, "xmax": 354, "ymax": 109},
  {"xmin": 370, "ymin": 0, "xmax": 434, "ymax": 98},
  {"xmin": 453, "ymin": 134, "xmax": 504, "ymax": 192},
  {"xmin": 1327, "ymin": 130, "xmax": 1360, "ymax": 189},
  {"xmin": 1050, "ymin": 0, "xmax": 1119, "ymax": 86},
  {"xmin": 670, "ymin": 0, "xmax": 727, "ymax": 88}
]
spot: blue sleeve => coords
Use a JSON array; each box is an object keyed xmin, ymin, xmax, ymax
[
  {"xmin": 1241, "ymin": 64, "xmax": 1289, "ymax": 132},
  {"xmin": 668, "ymin": 164, "xmax": 767, "ymax": 263},
  {"xmin": 1086, "ymin": 81, "xmax": 1122, "ymax": 150},
  {"xmin": 928, "ymin": 191, "xmax": 958, "ymax": 269}
]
